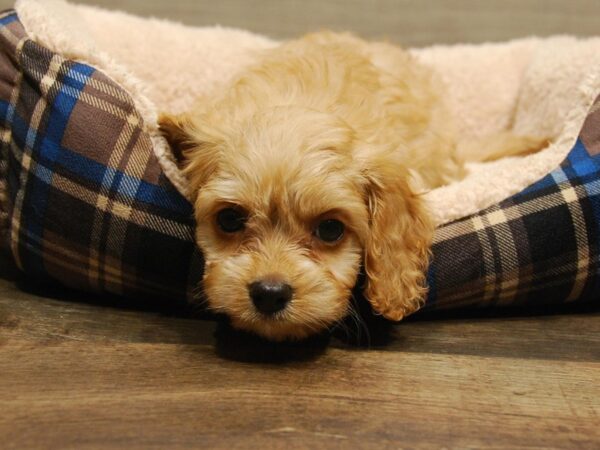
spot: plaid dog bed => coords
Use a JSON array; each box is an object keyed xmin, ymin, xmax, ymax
[
  {"xmin": 425, "ymin": 107, "xmax": 600, "ymax": 311},
  {"xmin": 0, "ymin": 10, "xmax": 598, "ymax": 313}
]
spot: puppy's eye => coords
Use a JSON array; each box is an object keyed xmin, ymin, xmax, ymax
[
  {"xmin": 315, "ymin": 219, "xmax": 345, "ymax": 243},
  {"xmin": 216, "ymin": 208, "xmax": 246, "ymax": 233}
]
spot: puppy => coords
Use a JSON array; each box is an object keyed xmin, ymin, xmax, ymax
[{"xmin": 159, "ymin": 32, "xmax": 545, "ymax": 341}]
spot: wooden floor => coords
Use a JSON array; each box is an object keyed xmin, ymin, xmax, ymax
[{"xmin": 1, "ymin": 259, "xmax": 599, "ymax": 449}]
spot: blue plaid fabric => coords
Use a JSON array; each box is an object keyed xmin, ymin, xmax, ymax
[
  {"xmin": 0, "ymin": 9, "xmax": 597, "ymax": 314},
  {"xmin": 0, "ymin": 11, "xmax": 202, "ymax": 302},
  {"xmin": 425, "ymin": 101, "xmax": 600, "ymax": 311}
]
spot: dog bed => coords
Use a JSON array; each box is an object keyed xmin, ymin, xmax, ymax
[{"xmin": 1, "ymin": 0, "xmax": 599, "ymax": 313}]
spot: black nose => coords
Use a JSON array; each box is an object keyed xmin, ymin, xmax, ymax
[{"xmin": 249, "ymin": 280, "xmax": 293, "ymax": 315}]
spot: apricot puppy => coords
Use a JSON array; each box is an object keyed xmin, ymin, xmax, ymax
[{"xmin": 160, "ymin": 32, "xmax": 541, "ymax": 340}]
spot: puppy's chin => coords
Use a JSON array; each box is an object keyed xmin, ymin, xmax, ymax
[
  {"xmin": 229, "ymin": 315, "xmax": 333, "ymax": 342},
  {"xmin": 206, "ymin": 291, "xmax": 350, "ymax": 341}
]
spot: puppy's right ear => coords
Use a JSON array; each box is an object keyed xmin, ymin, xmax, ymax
[
  {"xmin": 158, "ymin": 112, "xmax": 221, "ymax": 193},
  {"xmin": 158, "ymin": 113, "xmax": 196, "ymax": 167}
]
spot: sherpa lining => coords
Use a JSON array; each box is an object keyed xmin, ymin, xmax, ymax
[{"xmin": 14, "ymin": 0, "xmax": 600, "ymax": 225}]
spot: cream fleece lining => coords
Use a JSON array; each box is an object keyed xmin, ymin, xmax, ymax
[{"xmin": 14, "ymin": 0, "xmax": 600, "ymax": 225}]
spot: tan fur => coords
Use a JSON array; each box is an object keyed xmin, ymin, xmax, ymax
[{"xmin": 159, "ymin": 32, "xmax": 546, "ymax": 340}]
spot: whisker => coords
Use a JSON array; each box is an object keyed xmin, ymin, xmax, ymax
[{"xmin": 346, "ymin": 292, "xmax": 371, "ymax": 346}]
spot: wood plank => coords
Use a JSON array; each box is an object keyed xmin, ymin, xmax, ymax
[{"xmin": 1, "ymin": 341, "xmax": 598, "ymax": 449}]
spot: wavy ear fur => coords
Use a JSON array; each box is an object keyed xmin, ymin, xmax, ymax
[
  {"xmin": 158, "ymin": 112, "xmax": 222, "ymax": 194},
  {"xmin": 158, "ymin": 113, "xmax": 197, "ymax": 166},
  {"xmin": 360, "ymin": 147, "xmax": 434, "ymax": 321}
]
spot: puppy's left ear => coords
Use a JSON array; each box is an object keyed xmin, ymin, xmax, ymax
[{"xmin": 360, "ymin": 149, "xmax": 434, "ymax": 321}]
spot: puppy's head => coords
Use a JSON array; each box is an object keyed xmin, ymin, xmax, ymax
[{"xmin": 159, "ymin": 106, "xmax": 432, "ymax": 340}]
